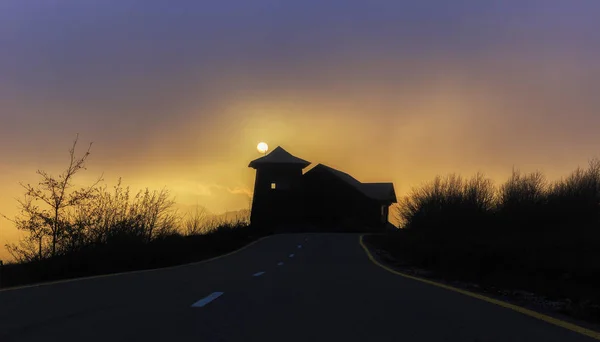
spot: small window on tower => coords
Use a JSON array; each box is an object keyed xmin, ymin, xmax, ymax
[{"xmin": 271, "ymin": 183, "xmax": 277, "ymax": 189}]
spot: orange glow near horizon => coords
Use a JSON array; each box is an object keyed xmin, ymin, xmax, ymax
[
  {"xmin": 1, "ymin": 89, "xmax": 599, "ymax": 261},
  {"xmin": 3, "ymin": 83, "xmax": 600, "ymax": 261},
  {"xmin": 2, "ymin": 1, "xmax": 600, "ymax": 260}
]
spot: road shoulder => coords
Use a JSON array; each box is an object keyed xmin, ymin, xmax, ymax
[{"xmin": 359, "ymin": 234, "xmax": 600, "ymax": 341}]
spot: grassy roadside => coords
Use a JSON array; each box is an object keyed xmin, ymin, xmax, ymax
[
  {"xmin": 363, "ymin": 232, "xmax": 600, "ymax": 326},
  {"xmin": 378, "ymin": 160, "xmax": 600, "ymax": 327},
  {"xmin": 0, "ymin": 224, "xmax": 270, "ymax": 290}
]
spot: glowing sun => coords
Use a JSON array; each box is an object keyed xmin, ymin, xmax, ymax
[{"xmin": 257, "ymin": 142, "xmax": 269, "ymax": 154}]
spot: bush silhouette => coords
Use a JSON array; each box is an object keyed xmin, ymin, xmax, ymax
[
  {"xmin": 0, "ymin": 136, "xmax": 259, "ymax": 288},
  {"xmin": 371, "ymin": 158, "xmax": 600, "ymax": 319}
]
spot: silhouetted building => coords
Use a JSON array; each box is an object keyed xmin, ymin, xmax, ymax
[
  {"xmin": 303, "ymin": 164, "xmax": 397, "ymax": 229},
  {"xmin": 249, "ymin": 146, "xmax": 397, "ymax": 231},
  {"xmin": 249, "ymin": 147, "xmax": 311, "ymax": 227}
]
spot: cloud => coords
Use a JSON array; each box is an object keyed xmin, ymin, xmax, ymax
[
  {"xmin": 194, "ymin": 183, "xmax": 252, "ymax": 199},
  {"xmin": 1, "ymin": 0, "xmax": 600, "ymax": 259},
  {"xmin": 226, "ymin": 187, "xmax": 253, "ymax": 198},
  {"xmin": 195, "ymin": 184, "xmax": 215, "ymax": 197}
]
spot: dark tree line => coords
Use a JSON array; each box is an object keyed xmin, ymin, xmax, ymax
[
  {"xmin": 374, "ymin": 159, "xmax": 600, "ymax": 320},
  {"xmin": 397, "ymin": 159, "xmax": 600, "ymax": 234},
  {"xmin": 1, "ymin": 136, "xmax": 249, "ymax": 264}
]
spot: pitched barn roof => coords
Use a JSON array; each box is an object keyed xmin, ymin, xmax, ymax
[
  {"xmin": 361, "ymin": 183, "xmax": 397, "ymax": 203},
  {"xmin": 248, "ymin": 146, "xmax": 311, "ymax": 169},
  {"xmin": 309, "ymin": 164, "xmax": 397, "ymax": 203}
]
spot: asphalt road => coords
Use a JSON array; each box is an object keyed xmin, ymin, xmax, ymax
[{"xmin": 0, "ymin": 233, "xmax": 598, "ymax": 342}]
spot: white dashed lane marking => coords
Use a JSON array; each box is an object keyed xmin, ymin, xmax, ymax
[
  {"xmin": 253, "ymin": 271, "xmax": 266, "ymax": 277},
  {"xmin": 277, "ymin": 262, "xmax": 284, "ymax": 266},
  {"xmin": 297, "ymin": 245, "xmax": 302, "ymax": 249},
  {"xmin": 289, "ymin": 254, "xmax": 295, "ymax": 258},
  {"xmin": 191, "ymin": 292, "xmax": 224, "ymax": 308}
]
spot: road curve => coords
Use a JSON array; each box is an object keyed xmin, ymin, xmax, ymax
[{"xmin": 0, "ymin": 233, "xmax": 598, "ymax": 342}]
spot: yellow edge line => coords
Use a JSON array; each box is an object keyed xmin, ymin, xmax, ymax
[
  {"xmin": 0, "ymin": 235, "xmax": 271, "ymax": 293},
  {"xmin": 359, "ymin": 235, "xmax": 600, "ymax": 341}
]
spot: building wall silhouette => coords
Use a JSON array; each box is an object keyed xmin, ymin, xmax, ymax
[{"xmin": 249, "ymin": 146, "xmax": 396, "ymax": 231}]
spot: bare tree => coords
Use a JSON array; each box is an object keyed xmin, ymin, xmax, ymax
[
  {"xmin": 3, "ymin": 135, "xmax": 102, "ymax": 259},
  {"xmin": 397, "ymin": 173, "xmax": 496, "ymax": 231},
  {"xmin": 183, "ymin": 205, "xmax": 210, "ymax": 235},
  {"xmin": 70, "ymin": 180, "xmax": 179, "ymax": 243},
  {"xmin": 129, "ymin": 188, "xmax": 177, "ymax": 241}
]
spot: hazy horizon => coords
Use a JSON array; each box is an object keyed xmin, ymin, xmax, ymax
[{"xmin": 2, "ymin": 0, "xmax": 600, "ymax": 260}]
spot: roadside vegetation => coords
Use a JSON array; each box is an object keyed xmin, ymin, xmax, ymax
[
  {"xmin": 0, "ymin": 136, "xmax": 265, "ymax": 289},
  {"xmin": 365, "ymin": 160, "xmax": 600, "ymax": 322}
]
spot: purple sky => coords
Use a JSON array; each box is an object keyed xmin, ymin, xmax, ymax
[{"xmin": 1, "ymin": 0, "xmax": 600, "ymax": 258}]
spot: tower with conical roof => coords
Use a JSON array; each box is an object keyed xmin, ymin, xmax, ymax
[{"xmin": 248, "ymin": 146, "xmax": 311, "ymax": 227}]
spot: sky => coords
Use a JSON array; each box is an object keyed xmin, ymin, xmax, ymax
[{"xmin": 1, "ymin": 0, "xmax": 600, "ymax": 260}]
